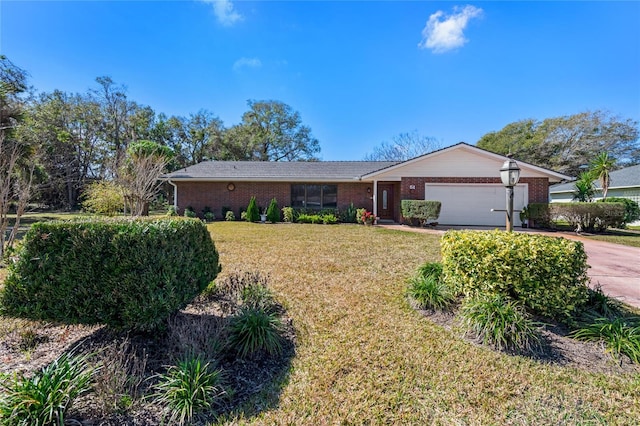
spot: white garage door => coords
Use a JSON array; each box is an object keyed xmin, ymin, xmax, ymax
[{"xmin": 425, "ymin": 184, "xmax": 527, "ymax": 226}]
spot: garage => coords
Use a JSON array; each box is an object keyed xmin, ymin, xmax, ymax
[{"xmin": 425, "ymin": 183, "xmax": 528, "ymax": 226}]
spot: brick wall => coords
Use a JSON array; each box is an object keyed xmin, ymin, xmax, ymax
[{"xmin": 174, "ymin": 181, "xmax": 373, "ymax": 217}]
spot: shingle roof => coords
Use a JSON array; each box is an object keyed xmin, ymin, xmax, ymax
[
  {"xmin": 164, "ymin": 160, "xmax": 400, "ymax": 181},
  {"xmin": 550, "ymin": 164, "xmax": 640, "ymax": 193}
]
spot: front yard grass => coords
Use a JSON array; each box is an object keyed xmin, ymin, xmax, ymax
[
  {"xmin": 208, "ymin": 222, "xmax": 639, "ymax": 424},
  {"xmin": 1, "ymin": 221, "xmax": 639, "ymax": 424},
  {"xmin": 584, "ymin": 229, "xmax": 640, "ymax": 248}
]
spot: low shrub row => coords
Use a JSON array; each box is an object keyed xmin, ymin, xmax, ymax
[
  {"xmin": 0, "ymin": 217, "xmax": 221, "ymax": 331},
  {"xmin": 527, "ymin": 202, "xmax": 627, "ymax": 232},
  {"xmin": 401, "ymin": 200, "xmax": 441, "ymax": 226}
]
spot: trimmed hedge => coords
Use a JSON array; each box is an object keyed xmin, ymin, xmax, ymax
[
  {"xmin": 0, "ymin": 218, "xmax": 221, "ymax": 331},
  {"xmin": 441, "ymin": 230, "xmax": 590, "ymax": 321},
  {"xmin": 401, "ymin": 200, "xmax": 441, "ymax": 226},
  {"xmin": 528, "ymin": 202, "xmax": 626, "ymax": 232},
  {"xmin": 598, "ymin": 197, "xmax": 640, "ymax": 227}
]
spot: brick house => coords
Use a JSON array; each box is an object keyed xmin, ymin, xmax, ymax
[{"xmin": 163, "ymin": 143, "xmax": 570, "ymax": 226}]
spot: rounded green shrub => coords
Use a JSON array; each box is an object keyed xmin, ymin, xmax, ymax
[
  {"xmin": 0, "ymin": 218, "xmax": 221, "ymax": 331},
  {"xmin": 441, "ymin": 230, "xmax": 589, "ymax": 322}
]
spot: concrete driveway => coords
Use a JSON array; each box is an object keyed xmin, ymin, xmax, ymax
[{"xmin": 378, "ymin": 224, "xmax": 640, "ymax": 309}]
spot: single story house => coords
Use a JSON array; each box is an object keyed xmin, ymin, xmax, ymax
[
  {"xmin": 550, "ymin": 164, "xmax": 640, "ymax": 204},
  {"xmin": 163, "ymin": 142, "xmax": 571, "ymax": 227}
]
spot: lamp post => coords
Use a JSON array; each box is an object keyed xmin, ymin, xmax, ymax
[{"xmin": 500, "ymin": 158, "xmax": 521, "ymax": 232}]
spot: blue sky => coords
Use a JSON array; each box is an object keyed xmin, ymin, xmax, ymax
[{"xmin": 2, "ymin": 1, "xmax": 639, "ymax": 160}]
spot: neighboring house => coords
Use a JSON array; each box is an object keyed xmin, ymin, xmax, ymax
[
  {"xmin": 163, "ymin": 142, "xmax": 570, "ymax": 227},
  {"xmin": 549, "ymin": 164, "xmax": 640, "ymax": 204}
]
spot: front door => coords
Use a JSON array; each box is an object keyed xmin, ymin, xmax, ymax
[{"xmin": 377, "ymin": 184, "xmax": 395, "ymax": 221}]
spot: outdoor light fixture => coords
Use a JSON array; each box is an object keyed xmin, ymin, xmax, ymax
[
  {"xmin": 499, "ymin": 158, "xmax": 521, "ymax": 232},
  {"xmin": 367, "ymin": 187, "xmax": 372, "ymax": 194}
]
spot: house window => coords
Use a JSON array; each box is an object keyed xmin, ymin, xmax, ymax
[{"xmin": 291, "ymin": 184, "xmax": 337, "ymax": 209}]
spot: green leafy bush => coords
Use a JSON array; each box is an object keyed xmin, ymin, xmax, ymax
[
  {"xmin": 356, "ymin": 208, "xmax": 367, "ymax": 225},
  {"xmin": 321, "ymin": 213, "xmax": 338, "ymax": 224},
  {"xmin": 459, "ymin": 294, "xmax": 542, "ymax": 353},
  {"xmin": 554, "ymin": 202, "xmax": 625, "ymax": 232},
  {"xmin": 266, "ymin": 198, "xmax": 280, "ymax": 223},
  {"xmin": 342, "ymin": 202, "xmax": 358, "ymax": 223},
  {"xmin": 401, "ymin": 200, "xmax": 442, "ymax": 226},
  {"xmin": 281, "ymin": 207, "xmax": 295, "ymax": 223},
  {"xmin": 0, "ymin": 218, "xmax": 221, "ymax": 331},
  {"xmin": 225, "ymin": 210, "xmax": 236, "ymax": 221},
  {"xmin": 228, "ymin": 307, "xmax": 284, "ymax": 359},
  {"xmin": 152, "ymin": 354, "xmax": 224, "ymax": 426},
  {"xmin": 183, "ymin": 206, "xmax": 197, "ymax": 218},
  {"xmin": 598, "ymin": 197, "xmax": 640, "ymax": 228},
  {"xmin": 0, "ymin": 352, "xmax": 95, "ymax": 426},
  {"xmin": 245, "ymin": 196, "xmax": 260, "ymax": 222},
  {"xmin": 571, "ymin": 318, "xmax": 640, "ymax": 363},
  {"xmin": 202, "ymin": 206, "xmax": 215, "ymax": 222},
  {"xmin": 526, "ymin": 203, "xmax": 552, "ymax": 228},
  {"xmin": 81, "ymin": 180, "xmax": 124, "ymax": 216},
  {"xmin": 441, "ymin": 230, "xmax": 589, "ymax": 321},
  {"xmin": 167, "ymin": 205, "xmax": 178, "ymax": 216},
  {"xmin": 297, "ymin": 214, "xmax": 322, "ymax": 224}
]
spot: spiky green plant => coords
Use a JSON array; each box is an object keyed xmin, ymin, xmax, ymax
[
  {"xmin": 416, "ymin": 261, "xmax": 443, "ymax": 280},
  {"xmin": 152, "ymin": 355, "xmax": 224, "ymax": 426},
  {"xmin": 0, "ymin": 352, "xmax": 95, "ymax": 426},
  {"xmin": 228, "ymin": 307, "xmax": 284, "ymax": 358},
  {"xmin": 572, "ymin": 317, "xmax": 640, "ymax": 363},
  {"xmin": 459, "ymin": 294, "xmax": 542, "ymax": 353},
  {"xmin": 407, "ymin": 275, "xmax": 454, "ymax": 311}
]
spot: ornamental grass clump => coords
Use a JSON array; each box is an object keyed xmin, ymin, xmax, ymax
[
  {"xmin": 152, "ymin": 354, "xmax": 225, "ymax": 426},
  {"xmin": 0, "ymin": 352, "xmax": 95, "ymax": 426},
  {"xmin": 459, "ymin": 294, "xmax": 542, "ymax": 353},
  {"xmin": 227, "ymin": 307, "xmax": 285, "ymax": 359},
  {"xmin": 407, "ymin": 261, "xmax": 454, "ymax": 310},
  {"xmin": 571, "ymin": 318, "xmax": 640, "ymax": 364}
]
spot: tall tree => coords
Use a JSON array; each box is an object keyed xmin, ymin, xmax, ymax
[
  {"xmin": 225, "ymin": 100, "xmax": 320, "ymax": 161},
  {"xmin": 590, "ymin": 152, "xmax": 616, "ymax": 199},
  {"xmin": 92, "ymin": 76, "xmax": 135, "ymax": 174},
  {"xmin": 364, "ymin": 131, "xmax": 442, "ymax": 161},
  {"xmin": 26, "ymin": 90, "xmax": 104, "ymax": 209},
  {"xmin": 166, "ymin": 110, "xmax": 224, "ymax": 168},
  {"xmin": 477, "ymin": 110, "xmax": 639, "ymax": 176},
  {"xmin": 0, "ymin": 56, "xmax": 37, "ymax": 258}
]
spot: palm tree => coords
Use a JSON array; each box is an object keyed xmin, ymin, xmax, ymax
[
  {"xmin": 590, "ymin": 152, "xmax": 616, "ymax": 199},
  {"xmin": 573, "ymin": 171, "xmax": 596, "ymax": 202}
]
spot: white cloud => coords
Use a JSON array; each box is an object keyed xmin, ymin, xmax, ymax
[
  {"xmin": 201, "ymin": 0, "xmax": 243, "ymax": 26},
  {"xmin": 233, "ymin": 57, "xmax": 262, "ymax": 71},
  {"xmin": 418, "ymin": 5, "xmax": 483, "ymax": 53}
]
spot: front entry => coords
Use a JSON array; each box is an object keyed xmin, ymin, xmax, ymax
[{"xmin": 377, "ymin": 184, "xmax": 395, "ymax": 221}]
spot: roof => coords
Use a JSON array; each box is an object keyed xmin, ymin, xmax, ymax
[
  {"xmin": 361, "ymin": 142, "xmax": 572, "ymax": 182},
  {"xmin": 164, "ymin": 160, "xmax": 400, "ymax": 182},
  {"xmin": 163, "ymin": 142, "xmax": 572, "ymax": 183},
  {"xmin": 550, "ymin": 164, "xmax": 640, "ymax": 193}
]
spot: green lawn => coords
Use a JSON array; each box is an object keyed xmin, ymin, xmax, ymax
[
  {"xmin": 207, "ymin": 222, "xmax": 639, "ymax": 424},
  {"xmin": 585, "ymin": 229, "xmax": 640, "ymax": 248}
]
